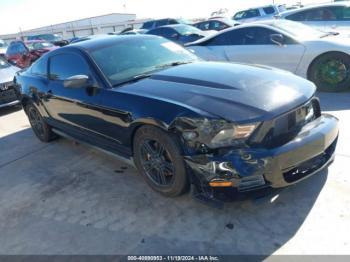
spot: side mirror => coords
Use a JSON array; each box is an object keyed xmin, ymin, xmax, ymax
[
  {"xmin": 270, "ymin": 34, "xmax": 284, "ymax": 46},
  {"xmin": 64, "ymin": 75, "xmax": 89, "ymax": 88}
]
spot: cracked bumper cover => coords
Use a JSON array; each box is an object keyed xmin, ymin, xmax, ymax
[{"xmin": 185, "ymin": 114, "xmax": 339, "ymax": 192}]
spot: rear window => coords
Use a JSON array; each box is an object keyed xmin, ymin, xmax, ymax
[{"xmin": 263, "ymin": 6, "xmax": 276, "ymax": 15}]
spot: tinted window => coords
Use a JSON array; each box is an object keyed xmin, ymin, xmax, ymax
[
  {"xmin": 196, "ymin": 21, "xmax": 210, "ymax": 30},
  {"xmin": 287, "ymin": 7, "xmax": 340, "ymax": 21},
  {"xmin": 156, "ymin": 19, "xmax": 169, "ymax": 27},
  {"xmin": 263, "ymin": 6, "xmax": 276, "ymax": 15},
  {"xmin": 31, "ymin": 57, "xmax": 47, "ymax": 77},
  {"xmin": 207, "ymin": 27, "xmax": 278, "ymax": 45},
  {"xmin": 209, "ymin": 21, "xmax": 227, "ymax": 30},
  {"xmin": 148, "ymin": 28, "xmax": 177, "ymax": 38},
  {"xmin": 49, "ymin": 53, "xmax": 89, "ymax": 81},
  {"xmin": 141, "ymin": 21, "xmax": 155, "ymax": 29},
  {"xmin": 234, "ymin": 9, "xmax": 260, "ymax": 20}
]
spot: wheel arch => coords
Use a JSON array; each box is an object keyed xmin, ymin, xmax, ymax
[{"xmin": 307, "ymin": 51, "xmax": 350, "ymax": 80}]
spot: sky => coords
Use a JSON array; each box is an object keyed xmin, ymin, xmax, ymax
[{"xmin": 0, "ymin": 0, "xmax": 331, "ymax": 35}]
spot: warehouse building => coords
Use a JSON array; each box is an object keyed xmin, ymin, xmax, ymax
[{"xmin": 0, "ymin": 13, "xmax": 149, "ymax": 42}]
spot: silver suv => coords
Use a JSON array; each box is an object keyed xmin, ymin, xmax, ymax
[
  {"xmin": 279, "ymin": 2, "xmax": 350, "ymax": 34},
  {"xmin": 233, "ymin": 5, "xmax": 286, "ymax": 23}
]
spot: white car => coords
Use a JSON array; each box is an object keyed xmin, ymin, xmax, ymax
[
  {"xmin": 186, "ymin": 20, "xmax": 350, "ymax": 92},
  {"xmin": 0, "ymin": 39, "xmax": 8, "ymax": 57},
  {"xmin": 279, "ymin": 2, "xmax": 350, "ymax": 34},
  {"xmin": 233, "ymin": 4, "xmax": 286, "ymax": 23}
]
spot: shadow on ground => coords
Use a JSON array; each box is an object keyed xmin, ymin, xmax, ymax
[
  {"xmin": 317, "ymin": 91, "xmax": 350, "ymax": 111},
  {"xmin": 0, "ymin": 128, "xmax": 328, "ymax": 255},
  {"xmin": 0, "ymin": 105, "xmax": 22, "ymax": 117}
]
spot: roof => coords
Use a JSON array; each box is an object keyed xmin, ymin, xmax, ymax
[{"xmin": 280, "ymin": 1, "xmax": 350, "ymax": 17}]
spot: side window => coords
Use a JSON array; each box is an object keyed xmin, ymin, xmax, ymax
[
  {"xmin": 206, "ymin": 27, "xmax": 293, "ymax": 46},
  {"xmin": 168, "ymin": 19, "xmax": 178, "ymax": 25},
  {"xmin": 341, "ymin": 7, "xmax": 350, "ymax": 20},
  {"xmin": 263, "ymin": 6, "xmax": 276, "ymax": 15},
  {"xmin": 286, "ymin": 11, "xmax": 308, "ymax": 21},
  {"xmin": 291, "ymin": 8, "xmax": 337, "ymax": 21},
  {"xmin": 206, "ymin": 29, "xmax": 247, "ymax": 45},
  {"xmin": 31, "ymin": 57, "xmax": 47, "ymax": 77},
  {"xmin": 49, "ymin": 53, "xmax": 90, "ymax": 81},
  {"xmin": 198, "ymin": 22, "xmax": 210, "ymax": 30},
  {"xmin": 210, "ymin": 21, "xmax": 227, "ymax": 30},
  {"xmin": 157, "ymin": 19, "xmax": 168, "ymax": 27},
  {"xmin": 162, "ymin": 28, "xmax": 177, "ymax": 38},
  {"xmin": 243, "ymin": 9, "xmax": 261, "ymax": 19}
]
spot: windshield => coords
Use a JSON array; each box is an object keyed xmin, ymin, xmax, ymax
[
  {"xmin": 91, "ymin": 37, "xmax": 198, "ymax": 86},
  {"xmin": 27, "ymin": 42, "xmax": 54, "ymax": 50},
  {"xmin": 0, "ymin": 57, "xmax": 11, "ymax": 69},
  {"xmin": 39, "ymin": 34, "xmax": 62, "ymax": 41},
  {"xmin": 174, "ymin": 25, "xmax": 204, "ymax": 36},
  {"xmin": 270, "ymin": 20, "xmax": 324, "ymax": 38}
]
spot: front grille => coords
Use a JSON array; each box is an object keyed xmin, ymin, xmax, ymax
[
  {"xmin": 283, "ymin": 137, "xmax": 337, "ymax": 183},
  {"xmin": 0, "ymin": 82, "xmax": 18, "ymax": 105},
  {"xmin": 258, "ymin": 98, "xmax": 321, "ymax": 149}
]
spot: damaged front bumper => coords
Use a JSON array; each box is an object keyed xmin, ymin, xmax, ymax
[{"xmin": 185, "ymin": 114, "xmax": 339, "ymax": 195}]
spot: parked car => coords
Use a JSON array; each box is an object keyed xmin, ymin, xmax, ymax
[
  {"xmin": 0, "ymin": 57, "xmax": 20, "ymax": 108},
  {"xmin": 193, "ymin": 17, "xmax": 240, "ymax": 31},
  {"xmin": 5, "ymin": 41, "xmax": 38, "ymax": 68},
  {"xmin": 118, "ymin": 29, "xmax": 147, "ymax": 35},
  {"xmin": 27, "ymin": 34, "xmax": 68, "ymax": 47},
  {"xmin": 140, "ymin": 18, "xmax": 191, "ymax": 30},
  {"xmin": 0, "ymin": 39, "xmax": 8, "ymax": 58},
  {"xmin": 70, "ymin": 34, "xmax": 115, "ymax": 44},
  {"xmin": 278, "ymin": 2, "xmax": 350, "ymax": 34},
  {"xmin": 26, "ymin": 40, "xmax": 58, "ymax": 53},
  {"xmin": 233, "ymin": 4, "xmax": 287, "ymax": 23},
  {"xmin": 187, "ymin": 20, "xmax": 350, "ymax": 92},
  {"xmin": 5, "ymin": 40, "xmax": 57, "ymax": 69},
  {"xmin": 16, "ymin": 35, "xmax": 338, "ymax": 201},
  {"xmin": 147, "ymin": 24, "xmax": 210, "ymax": 45}
]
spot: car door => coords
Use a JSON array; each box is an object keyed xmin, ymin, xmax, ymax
[
  {"xmin": 206, "ymin": 27, "xmax": 305, "ymax": 73},
  {"xmin": 45, "ymin": 51, "xmax": 114, "ymax": 138}
]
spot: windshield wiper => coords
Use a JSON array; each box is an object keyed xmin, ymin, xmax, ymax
[
  {"xmin": 112, "ymin": 73, "xmax": 152, "ymax": 87},
  {"xmin": 155, "ymin": 61, "xmax": 193, "ymax": 69},
  {"xmin": 320, "ymin": 31, "xmax": 339, "ymax": 38}
]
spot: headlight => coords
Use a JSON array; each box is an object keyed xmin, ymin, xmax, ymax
[
  {"xmin": 210, "ymin": 124, "xmax": 258, "ymax": 148},
  {"xmin": 173, "ymin": 118, "xmax": 259, "ymax": 149}
]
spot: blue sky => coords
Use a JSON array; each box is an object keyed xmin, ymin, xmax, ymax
[{"xmin": 0, "ymin": 0, "xmax": 327, "ymax": 35}]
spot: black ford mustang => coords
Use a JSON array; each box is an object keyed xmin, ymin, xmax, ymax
[{"xmin": 15, "ymin": 35, "xmax": 339, "ymax": 201}]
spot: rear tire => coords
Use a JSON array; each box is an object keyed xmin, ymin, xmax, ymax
[
  {"xmin": 133, "ymin": 125, "xmax": 189, "ymax": 197},
  {"xmin": 308, "ymin": 52, "xmax": 350, "ymax": 92},
  {"xmin": 25, "ymin": 104, "xmax": 57, "ymax": 143}
]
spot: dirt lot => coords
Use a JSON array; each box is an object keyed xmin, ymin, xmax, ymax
[{"xmin": 0, "ymin": 92, "xmax": 349, "ymax": 255}]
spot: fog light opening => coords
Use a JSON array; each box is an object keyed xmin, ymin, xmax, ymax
[{"xmin": 209, "ymin": 180, "xmax": 233, "ymax": 187}]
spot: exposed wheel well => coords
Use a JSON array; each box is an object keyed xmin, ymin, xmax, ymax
[
  {"xmin": 130, "ymin": 123, "xmax": 183, "ymax": 156},
  {"xmin": 307, "ymin": 51, "xmax": 350, "ymax": 80}
]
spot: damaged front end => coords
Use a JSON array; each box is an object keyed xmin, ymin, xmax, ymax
[{"xmin": 170, "ymin": 98, "xmax": 339, "ymax": 205}]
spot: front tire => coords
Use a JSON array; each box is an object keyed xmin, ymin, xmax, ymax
[
  {"xmin": 25, "ymin": 104, "xmax": 56, "ymax": 143},
  {"xmin": 133, "ymin": 126, "xmax": 189, "ymax": 197},
  {"xmin": 308, "ymin": 52, "xmax": 350, "ymax": 92}
]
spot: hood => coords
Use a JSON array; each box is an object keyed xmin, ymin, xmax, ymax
[
  {"xmin": 0, "ymin": 65, "xmax": 20, "ymax": 83},
  {"xmin": 117, "ymin": 62, "xmax": 315, "ymax": 123}
]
